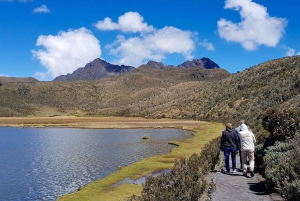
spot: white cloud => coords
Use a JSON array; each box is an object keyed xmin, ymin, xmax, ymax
[
  {"xmin": 286, "ymin": 48, "xmax": 295, "ymax": 56},
  {"xmin": 199, "ymin": 40, "xmax": 214, "ymax": 51},
  {"xmin": 297, "ymin": 52, "xmax": 300, "ymax": 56},
  {"xmin": 96, "ymin": 12, "xmax": 196, "ymax": 67},
  {"xmin": 217, "ymin": 0, "xmax": 287, "ymax": 50},
  {"xmin": 33, "ymin": 5, "xmax": 50, "ymax": 13},
  {"xmin": 95, "ymin": 11, "xmax": 154, "ymax": 33},
  {"xmin": 95, "ymin": 17, "xmax": 119, "ymax": 31},
  {"xmin": 32, "ymin": 27, "xmax": 101, "ymax": 79},
  {"xmin": 281, "ymin": 45, "xmax": 296, "ymax": 56},
  {"xmin": 106, "ymin": 26, "xmax": 195, "ymax": 67}
]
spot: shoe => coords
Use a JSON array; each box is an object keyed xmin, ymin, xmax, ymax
[
  {"xmin": 250, "ymin": 171, "xmax": 254, "ymax": 177},
  {"xmin": 225, "ymin": 171, "xmax": 230, "ymax": 175},
  {"xmin": 232, "ymin": 169, "xmax": 237, "ymax": 173}
]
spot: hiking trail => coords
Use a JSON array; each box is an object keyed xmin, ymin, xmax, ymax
[{"xmin": 208, "ymin": 153, "xmax": 283, "ymax": 201}]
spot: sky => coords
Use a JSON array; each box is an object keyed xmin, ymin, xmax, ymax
[{"xmin": 0, "ymin": 0, "xmax": 299, "ymax": 81}]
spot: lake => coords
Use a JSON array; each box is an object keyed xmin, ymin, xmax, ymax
[{"xmin": 0, "ymin": 127, "xmax": 192, "ymax": 201}]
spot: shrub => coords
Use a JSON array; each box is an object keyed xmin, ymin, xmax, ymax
[
  {"xmin": 254, "ymin": 143, "xmax": 264, "ymax": 172},
  {"xmin": 263, "ymin": 135, "xmax": 300, "ymax": 200},
  {"xmin": 277, "ymin": 134, "xmax": 300, "ymax": 201},
  {"xmin": 257, "ymin": 108, "xmax": 300, "ymax": 200},
  {"xmin": 262, "ymin": 108, "xmax": 300, "ymax": 146},
  {"xmin": 140, "ymin": 157, "xmax": 206, "ymax": 201},
  {"xmin": 127, "ymin": 137, "xmax": 221, "ymax": 201},
  {"xmin": 263, "ymin": 141, "xmax": 292, "ymax": 189},
  {"xmin": 199, "ymin": 137, "xmax": 221, "ymax": 173}
]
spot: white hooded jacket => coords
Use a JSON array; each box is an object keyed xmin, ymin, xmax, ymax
[{"xmin": 238, "ymin": 124, "xmax": 256, "ymax": 151}]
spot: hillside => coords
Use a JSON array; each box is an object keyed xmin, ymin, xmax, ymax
[
  {"xmin": 0, "ymin": 64, "xmax": 229, "ymax": 117},
  {"xmin": 0, "ymin": 76, "xmax": 38, "ymax": 85},
  {"xmin": 0, "ymin": 56, "xmax": 299, "ymax": 128}
]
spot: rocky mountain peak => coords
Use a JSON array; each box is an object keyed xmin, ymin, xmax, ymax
[
  {"xmin": 177, "ymin": 57, "xmax": 220, "ymax": 69},
  {"xmin": 53, "ymin": 58, "xmax": 134, "ymax": 81},
  {"xmin": 146, "ymin": 61, "xmax": 166, "ymax": 69}
]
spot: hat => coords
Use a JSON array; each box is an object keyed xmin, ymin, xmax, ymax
[{"xmin": 240, "ymin": 124, "xmax": 248, "ymax": 131}]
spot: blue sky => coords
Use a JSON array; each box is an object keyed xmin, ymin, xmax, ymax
[{"xmin": 0, "ymin": 0, "xmax": 298, "ymax": 81}]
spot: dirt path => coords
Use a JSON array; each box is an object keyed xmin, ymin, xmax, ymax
[{"xmin": 210, "ymin": 153, "xmax": 282, "ymax": 201}]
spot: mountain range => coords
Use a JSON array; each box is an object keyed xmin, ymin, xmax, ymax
[{"xmin": 53, "ymin": 57, "xmax": 220, "ymax": 81}]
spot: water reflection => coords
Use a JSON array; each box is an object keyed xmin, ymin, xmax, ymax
[{"xmin": 0, "ymin": 127, "xmax": 192, "ymax": 201}]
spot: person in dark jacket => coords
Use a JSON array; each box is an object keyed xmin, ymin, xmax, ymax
[{"xmin": 220, "ymin": 123, "xmax": 240, "ymax": 174}]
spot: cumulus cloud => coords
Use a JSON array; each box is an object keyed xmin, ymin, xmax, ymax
[
  {"xmin": 199, "ymin": 40, "xmax": 214, "ymax": 51},
  {"xmin": 32, "ymin": 27, "xmax": 101, "ymax": 79},
  {"xmin": 217, "ymin": 0, "xmax": 287, "ymax": 50},
  {"xmin": 95, "ymin": 12, "xmax": 196, "ymax": 67},
  {"xmin": 33, "ymin": 5, "xmax": 50, "ymax": 13},
  {"xmin": 106, "ymin": 26, "xmax": 195, "ymax": 67},
  {"xmin": 95, "ymin": 11, "xmax": 154, "ymax": 33}
]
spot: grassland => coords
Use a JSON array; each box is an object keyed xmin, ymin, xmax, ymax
[{"xmin": 0, "ymin": 116, "xmax": 223, "ymax": 201}]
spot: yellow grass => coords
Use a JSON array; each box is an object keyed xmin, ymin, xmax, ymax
[{"xmin": 0, "ymin": 116, "xmax": 223, "ymax": 201}]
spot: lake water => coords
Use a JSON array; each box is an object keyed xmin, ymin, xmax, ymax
[{"xmin": 0, "ymin": 127, "xmax": 192, "ymax": 201}]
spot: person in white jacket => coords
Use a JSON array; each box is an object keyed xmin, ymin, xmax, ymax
[{"xmin": 238, "ymin": 123, "xmax": 256, "ymax": 177}]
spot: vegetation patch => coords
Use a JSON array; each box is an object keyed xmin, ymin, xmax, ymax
[{"xmin": 255, "ymin": 108, "xmax": 300, "ymax": 200}]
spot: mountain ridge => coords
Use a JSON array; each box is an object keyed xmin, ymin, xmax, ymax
[
  {"xmin": 53, "ymin": 58, "xmax": 134, "ymax": 82},
  {"xmin": 53, "ymin": 57, "xmax": 220, "ymax": 81},
  {"xmin": 0, "ymin": 76, "xmax": 38, "ymax": 86}
]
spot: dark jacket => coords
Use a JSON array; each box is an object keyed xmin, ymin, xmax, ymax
[{"xmin": 220, "ymin": 128, "xmax": 240, "ymax": 149}]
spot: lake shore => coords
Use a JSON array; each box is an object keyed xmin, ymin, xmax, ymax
[
  {"xmin": 0, "ymin": 116, "xmax": 223, "ymax": 201},
  {"xmin": 0, "ymin": 116, "xmax": 202, "ymax": 129}
]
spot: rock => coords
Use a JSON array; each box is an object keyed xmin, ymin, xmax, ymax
[{"xmin": 142, "ymin": 135, "xmax": 150, "ymax": 140}]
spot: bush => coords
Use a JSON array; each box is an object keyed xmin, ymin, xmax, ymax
[
  {"xmin": 263, "ymin": 141, "xmax": 292, "ymax": 189},
  {"xmin": 262, "ymin": 108, "xmax": 300, "ymax": 145},
  {"xmin": 263, "ymin": 135, "xmax": 300, "ymax": 201},
  {"xmin": 128, "ymin": 137, "xmax": 221, "ymax": 201},
  {"xmin": 140, "ymin": 157, "xmax": 206, "ymax": 201},
  {"xmin": 256, "ymin": 108, "xmax": 300, "ymax": 200},
  {"xmin": 277, "ymin": 134, "xmax": 300, "ymax": 200},
  {"xmin": 254, "ymin": 143, "xmax": 264, "ymax": 172}
]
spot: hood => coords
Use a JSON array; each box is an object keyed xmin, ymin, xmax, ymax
[{"xmin": 240, "ymin": 124, "xmax": 248, "ymax": 131}]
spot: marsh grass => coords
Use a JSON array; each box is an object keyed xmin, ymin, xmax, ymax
[{"xmin": 58, "ymin": 121, "xmax": 223, "ymax": 201}]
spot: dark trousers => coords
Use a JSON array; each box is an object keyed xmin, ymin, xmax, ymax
[{"xmin": 223, "ymin": 147, "xmax": 236, "ymax": 172}]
